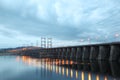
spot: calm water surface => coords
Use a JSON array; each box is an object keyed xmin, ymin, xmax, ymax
[{"xmin": 0, "ymin": 56, "xmax": 120, "ymax": 80}]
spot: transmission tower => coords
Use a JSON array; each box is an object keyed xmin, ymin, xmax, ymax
[
  {"xmin": 41, "ymin": 37, "xmax": 52, "ymax": 48},
  {"xmin": 41, "ymin": 37, "xmax": 46, "ymax": 48},
  {"xmin": 47, "ymin": 38, "xmax": 52, "ymax": 48}
]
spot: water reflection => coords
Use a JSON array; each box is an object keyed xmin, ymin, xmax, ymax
[
  {"xmin": 96, "ymin": 75, "xmax": 100, "ymax": 80},
  {"xmin": 18, "ymin": 56, "xmax": 120, "ymax": 80},
  {"xmin": 62, "ymin": 67, "xmax": 64, "ymax": 75},
  {"xmin": 70, "ymin": 69, "xmax": 73, "ymax": 78},
  {"xmin": 0, "ymin": 56, "xmax": 120, "ymax": 80},
  {"xmin": 66, "ymin": 68, "xmax": 68, "ymax": 77},
  {"xmin": 88, "ymin": 73, "xmax": 91, "ymax": 80},
  {"xmin": 76, "ymin": 70, "xmax": 78, "ymax": 79},
  {"xmin": 82, "ymin": 71, "xmax": 85, "ymax": 80},
  {"xmin": 104, "ymin": 76, "xmax": 108, "ymax": 80}
]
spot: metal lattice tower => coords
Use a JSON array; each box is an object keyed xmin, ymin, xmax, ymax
[
  {"xmin": 41, "ymin": 37, "xmax": 46, "ymax": 48},
  {"xmin": 47, "ymin": 38, "xmax": 52, "ymax": 48},
  {"xmin": 41, "ymin": 37, "xmax": 52, "ymax": 48}
]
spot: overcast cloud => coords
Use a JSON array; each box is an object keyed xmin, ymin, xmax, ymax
[{"xmin": 0, "ymin": 0, "xmax": 120, "ymax": 48}]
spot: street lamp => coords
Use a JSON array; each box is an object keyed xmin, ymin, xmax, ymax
[
  {"xmin": 115, "ymin": 33, "xmax": 119, "ymax": 42},
  {"xmin": 87, "ymin": 38, "xmax": 90, "ymax": 44}
]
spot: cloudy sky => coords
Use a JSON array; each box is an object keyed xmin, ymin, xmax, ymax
[{"xmin": 0, "ymin": 0, "xmax": 120, "ymax": 48}]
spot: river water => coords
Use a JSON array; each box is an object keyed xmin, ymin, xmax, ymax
[{"xmin": 0, "ymin": 56, "xmax": 120, "ymax": 80}]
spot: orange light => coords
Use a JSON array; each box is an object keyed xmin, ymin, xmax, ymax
[
  {"xmin": 70, "ymin": 60, "xmax": 73, "ymax": 65},
  {"xmin": 66, "ymin": 60, "xmax": 69, "ymax": 64},
  {"xmin": 62, "ymin": 60, "xmax": 64, "ymax": 65}
]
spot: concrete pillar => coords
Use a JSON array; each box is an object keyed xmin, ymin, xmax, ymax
[
  {"xmin": 49, "ymin": 48, "xmax": 52, "ymax": 58},
  {"xmin": 51, "ymin": 48, "xmax": 54, "ymax": 58},
  {"xmin": 98, "ymin": 61, "xmax": 110, "ymax": 74},
  {"xmin": 59, "ymin": 48, "xmax": 63, "ymax": 59},
  {"xmin": 57, "ymin": 48, "xmax": 60, "ymax": 58},
  {"xmin": 98, "ymin": 45, "xmax": 110, "ymax": 60},
  {"xmin": 63, "ymin": 48, "xmax": 67, "ymax": 59},
  {"xmin": 76, "ymin": 47, "xmax": 83, "ymax": 61},
  {"xmin": 54, "ymin": 48, "xmax": 57, "ymax": 58},
  {"xmin": 73, "ymin": 48, "xmax": 77, "ymax": 60},
  {"xmin": 62, "ymin": 48, "xmax": 64, "ymax": 59},
  {"xmin": 48, "ymin": 48, "xmax": 51, "ymax": 57},
  {"xmin": 57, "ymin": 49, "xmax": 60, "ymax": 58},
  {"xmin": 61, "ymin": 48, "xmax": 65, "ymax": 59},
  {"xmin": 69, "ymin": 48, "xmax": 72, "ymax": 60},
  {"xmin": 109, "ymin": 45, "xmax": 120, "ymax": 61},
  {"xmin": 67, "ymin": 48, "xmax": 71, "ymax": 60},
  {"xmin": 45, "ymin": 48, "xmax": 48, "ymax": 57},
  {"xmin": 65, "ymin": 48, "xmax": 67, "ymax": 59},
  {"xmin": 40, "ymin": 49, "xmax": 43, "ymax": 57},
  {"xmin": 70, "ymin": 48, "xmax": 77, "ymax": 60},
  {"xmin": 66, "ymin": 48, "xmax": 71, "ymax": 60},
  {"xmin": 110, "ymin": 62, "xmax": 120, "ymax": 77},
  {"xmin": 83, "ymin": 62, "xmax": 91, "ymax": 71},
  {"xmin": 90, "ymin": 61, "xmax": 99, "ymax": 72},
  {"xmin": 53, "ymin": 48, "xmax": 57, "ymax": 59},
  {"xmin": 82, "ymin": 46, "xmax": 90, "ymax": 61},
  {"xmin": 53, "ymin": 48, "xmax": 55, "ymax": 58},
  {"xmin": 56, "ymin": 48, "xmax": 59, "ymax": 58},
  {"xmin": 90, "ymin": 46, "xmax": 99, "ymax": 60},
  {"xmin": 58, "ymin": 48, "xmax": 62, "ymax": 59}
]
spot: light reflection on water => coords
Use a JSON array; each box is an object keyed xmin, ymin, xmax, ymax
[
  {"xmin": 0, "ymin": 56, "xmax": 120, "ymax": 80},
  {"xmin": 96, "ymin": 74, "xmax": 100, "ymax": 80}
]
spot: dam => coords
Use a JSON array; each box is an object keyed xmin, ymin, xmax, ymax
[{"xmin": 17, "ymin": 42, "xmax": 120, "ymax": 62}]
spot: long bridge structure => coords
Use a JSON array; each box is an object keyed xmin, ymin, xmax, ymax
[{"xmin": 15, "ymin": 42, "xmax": 120, "ymax": 62}]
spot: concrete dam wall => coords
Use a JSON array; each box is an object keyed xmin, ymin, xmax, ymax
[
  {"xmin": 19, "ymin": 42, "xmax": 120, "ymax": 61},
  {"xmin": 43, "ymin": 42, "xmax": 120, "ymax": 61}
]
